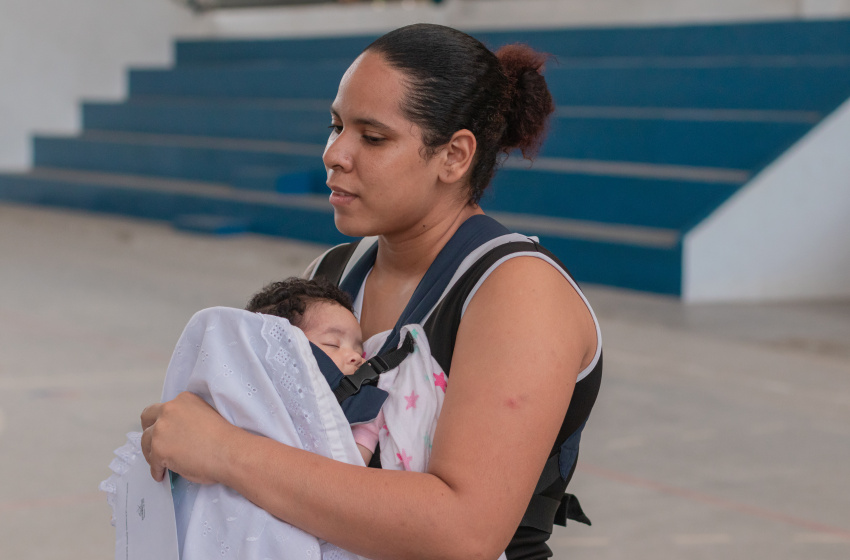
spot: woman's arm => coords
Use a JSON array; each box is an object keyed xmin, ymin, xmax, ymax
[{"xmin": 142, "ymin": 256, "xmax": 596, "ymax": 560}]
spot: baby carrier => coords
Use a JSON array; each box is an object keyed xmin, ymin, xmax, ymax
[{"xmin": 310, "ymin": 215, "xmax": 602, "ymax": 559}]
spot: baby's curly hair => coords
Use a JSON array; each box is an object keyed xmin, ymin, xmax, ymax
[{"xmin": 245, "ymin": 277, "xmax": 354, "ymax": 327}]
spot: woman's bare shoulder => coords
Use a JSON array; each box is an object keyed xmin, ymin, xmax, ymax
[{"xmin": 463, "ymin": 254, "xmax": 597, "ymax": 366}]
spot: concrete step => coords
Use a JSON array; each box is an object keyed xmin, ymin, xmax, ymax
[{"xmin": 0, "ymin": 167, "xmax": 683, "ymax": 294}]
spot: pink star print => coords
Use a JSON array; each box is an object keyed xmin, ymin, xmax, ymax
[
  {"xmin": 433, "ymin": 371, "xmax": 447, "ymax": 393},
  {"xmin": 404, "ymin": 390, "xmax": 419, "ymax": 410},
  {"xmin": 396, "ymin": 449, "xmax": 413, "ymax": 471}
]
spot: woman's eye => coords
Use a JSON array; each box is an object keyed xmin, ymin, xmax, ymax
[
  {"xmin": 362, "ymin": 135, "xmax": 385, "ymax": 145},
  {"xmin": 328, "ymin": 124, "xmax": 343, "ymax": 135}
]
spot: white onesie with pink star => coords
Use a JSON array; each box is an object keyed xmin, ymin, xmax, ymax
[{"xmin": 352, "ymin": 324, "xmax": 448, "ymax": 472}]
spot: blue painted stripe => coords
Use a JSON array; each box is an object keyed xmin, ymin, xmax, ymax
[
  {"xmin": 174, "ymin": 20, "xmax": 850, "ymax": 66},
  {"xmin": 545, "ymin": 65, "xmax": 850, "ymax": 112},
  {"xmin": 534, "ymin": 233, "xmax": 682, "ymax": 295},
  {"xmin": 554, "ymin": 106, "xmax": 823, "ymax": 124},
  {"xmin": 542, "ymin": 118, "xmax": 811, "ymax": 170},
  {"xmin": 129, "ymin": 61, "xmax": 348, "ymax": 100},
  {"xmin": 83, "ymin": 100, "xmax": 331, "ymax": 144},
  {"xmin": 484, "ymin": 169, "xmax": 739, "ymax": 230},
  {"xmin": 33, "ymin": 135, "xmax": 324, "ymax": 184},
  {"xmin": 127, "ymin": 63, "xmax": 850, "ymax": 112}
]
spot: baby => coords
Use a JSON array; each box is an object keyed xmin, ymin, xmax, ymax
[
  {"xmin": 102, "ymin": 277, "xmax": 425, "ymax": 560},
  {"xmin": 245, "ymin": 276, "xmax": 383, "ymax": 464}
]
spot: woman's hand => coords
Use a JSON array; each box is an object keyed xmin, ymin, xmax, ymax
[{"xmin": 140, "ymin": 392, "xmax": 235, "ymax": 484}]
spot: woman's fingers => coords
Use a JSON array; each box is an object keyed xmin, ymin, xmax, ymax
[
  {"xmin": 140, "ymin": 425, "xmax": 167, "ymax": 482},
  {"xmin": 140, "ymin": 402, "xmax": 163, "ymax": 431},
  {"xmin": 141, "ymin": 401, "xmax": 170, "ymax": 482},
  {"xmin": 138, "ymin": 392, "xmax": 233, "ymax": 485}
]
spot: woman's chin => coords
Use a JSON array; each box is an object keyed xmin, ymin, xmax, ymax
[{"xmin": 333, "ymin": 214, "xmax": 373, "ymax": 239}]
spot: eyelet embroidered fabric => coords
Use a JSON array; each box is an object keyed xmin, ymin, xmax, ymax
[
  {"xmin": 100, "ymin": 308, "xmax": 473, "ymax": 560},
  {"xmin": 101, "ymin": 307, "xmax": 365, "ymax": 560}
]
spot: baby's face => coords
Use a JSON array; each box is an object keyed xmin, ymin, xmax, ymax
[{"xmin": 301, "ymin": 301, "xmax": 365, "ymax": 376}]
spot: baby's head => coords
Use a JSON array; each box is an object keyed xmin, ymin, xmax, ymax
[{"xmin": 246, "ymin": 277, "xmax": 364, "ymax": 375}]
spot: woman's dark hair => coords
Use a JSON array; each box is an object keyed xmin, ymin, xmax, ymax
[
  {"xmin": 246, "ymin": 277, "xmax": 353, "ymax": 327},
  {"xmin": 365, "ymin": 23, "xmax": 555, "ymax": 204}
]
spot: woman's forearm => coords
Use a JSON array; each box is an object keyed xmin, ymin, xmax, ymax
[
  {"xmin": 218, "ymin": 428, "xmax": 507, "ymax": 560},
  {"xmin": 142, "ymin": 394, "xmax": 513, "ymax": 559}
]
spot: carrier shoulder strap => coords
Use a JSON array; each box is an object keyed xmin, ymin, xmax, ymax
[
  {"xmin": 423, "ymin": 238, "xmax": 597, "ymax": 532},
  {"xmin": 311, "ymin": 241, "xmax": 363, "ymax": 286},
  {"xmin": 315, "ymin": 215, "xmax": 512, "ymax": 356}
]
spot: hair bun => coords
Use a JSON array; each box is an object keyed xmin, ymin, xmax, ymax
[{"xmin": 496, "ymin": 44, "xmax": 555, "ymax": 158}]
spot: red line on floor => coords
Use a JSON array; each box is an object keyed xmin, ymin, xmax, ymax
[{"xmin": 578, "ymin": 463, "xmax": 850, "ymax": 540}]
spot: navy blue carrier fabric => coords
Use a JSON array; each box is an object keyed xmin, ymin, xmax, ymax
[
  {"xmin": 310, "ymin": 342, "xmax": 388, "ymax": 425},
  {"xmin": 338, "ymin": 214, "xmax": 510, "ymax": 355}
]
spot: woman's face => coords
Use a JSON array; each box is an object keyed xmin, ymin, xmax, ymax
[{"xmin": 323, "ymin": 52, "xmax": 456, "ymax": 239}]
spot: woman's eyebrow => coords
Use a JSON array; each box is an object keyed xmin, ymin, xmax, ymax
[{"xmin": 329, "ymin": 107, "xmax": 392, "ymax": 132}]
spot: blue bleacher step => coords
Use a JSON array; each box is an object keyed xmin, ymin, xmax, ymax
[
  {"xmin": 83, "ymin": 98, "xmax": 815, "ymax": 171},
  {"xmin": 128, "ymin": 63, "xmax": 850, "ymax": 112},
  {"xmin": 172, "ymin": 213, "xmax": 250, "ymax": 235},
  {"xmin": 83, "ymin": 98, "xmax": 331, "ymax": 144},
  {"xmin": 129, "ymin": 60, "xmax": 348, "ymax": 100},
  {"xmin": 0, "ymin": 168, "xmax": 350, "ymax": 246},
  {"xmin": 484, "ymin": 166, "xmax": 742, "ymax": 231},
  {"xmin": 0, "ymin": 167, "xmax": 683, "ymax": 294},
  {"xmin": 230, "ymin": 165, "xmax": 324, "ymax": 194},
  {"xmin": 489, "ymin": 210, "xmax": 682, "ymax": 294},
  {"xmin": 174, "ymin": 21, "xmax": 850, "ymax": 66},
  {"xmin": 33, "ymin": 131, "xmax": 325, "ymax": 184}
]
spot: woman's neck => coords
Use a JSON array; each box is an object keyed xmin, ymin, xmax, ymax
[
  {"xmin": 359, "ymin": 203, "xmax": 483, "ymax": 339},
  {"xmin": 375, "ymin": 203, "xmax": 483, "ymax": 279}
]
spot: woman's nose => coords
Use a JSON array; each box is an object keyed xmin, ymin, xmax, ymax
[{"xmin": 323, "ymin": 131, "xmax": 353, "ymax": 173}]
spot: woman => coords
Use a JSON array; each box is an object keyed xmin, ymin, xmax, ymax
[{"xmin": 141, "ymin": 24, "xmax": 601, "ymax": 560}]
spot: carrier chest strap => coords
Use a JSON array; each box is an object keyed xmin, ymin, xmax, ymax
[{"xmin": 333, "ymin": 332, "xmax": 415, "ymax": 404}]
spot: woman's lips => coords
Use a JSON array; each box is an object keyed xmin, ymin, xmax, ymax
[{"xmin": 328, "ymin": 186, "xmax": 357, "ymax": 207}]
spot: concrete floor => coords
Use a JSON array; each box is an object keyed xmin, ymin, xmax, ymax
[{"xmin": 0, "ymin": 202, "xmax": 848, "ymax": 559}]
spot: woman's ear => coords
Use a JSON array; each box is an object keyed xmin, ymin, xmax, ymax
[{"xmin": 439, "ymin": 129, "xmax": 477, "ymax": 184}]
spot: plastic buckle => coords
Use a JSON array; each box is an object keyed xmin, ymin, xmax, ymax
[
  {"xmin": 367, "ymin": 355, "xmax": 389, "ymax": 373},
  {"xmin": 346, "ymin": 362, "xmax": 381, "ymax": 392}
]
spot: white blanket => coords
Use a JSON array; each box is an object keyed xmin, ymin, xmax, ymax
[{"xmin": 101, "ymin": 307, "xmax": 446, "ymax": 560}]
